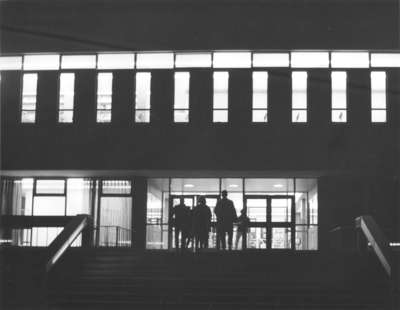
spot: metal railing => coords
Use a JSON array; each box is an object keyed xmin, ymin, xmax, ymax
[
  {"xmin": 355, "ymin": 215, "xmax": 393, "ymax": 278},
  {"xmin": 95, "ymin": 225, "xmax": 132, "ymax": 247}
]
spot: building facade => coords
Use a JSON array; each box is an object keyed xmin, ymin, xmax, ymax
[{"xmin": 0, "ymin": 0, "xmax": 399, "ymax": 253}]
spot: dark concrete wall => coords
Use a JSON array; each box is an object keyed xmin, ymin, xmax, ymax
[{"xmin": 0, "ymin": 0, "xmax": 398, "ymax": 53}]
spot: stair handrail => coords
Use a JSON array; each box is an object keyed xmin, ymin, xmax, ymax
[
  {"xmin": 45, "ymin": 214, "xmax": 93, "ymax": 273},
  {"xmin": 355, "ymin": 215, "xmax": 392, "ymax": 277}
]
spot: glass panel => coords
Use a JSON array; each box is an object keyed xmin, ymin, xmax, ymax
[
  {"xmin": 99, "ymin": 197, "xmax": 132, "ymax": 246},
  {"xmin": 371, "ymin": 110, "xmax": 386, "ymax": 123},
  {"xmin": 271, "ymin": 198, "xmax": 292, "ymax": 222},
  {"xmin": 252, "ymin": 110, "xmax": 268, "ymax": 122},
  {"xmin": 332, "ymin": 110, "xmax": 347, "ymax": 122},
  {"xmin": 97, "ymin": 110, "xmax": 111, "ymax": 123},
  {"xmin": 213, "ymin": 72, "xmax": 229, "ymax": 111},
  {"xmin": 221, "ymin": 179, "xmax": 243, "ymax": 216},
  {"xmin": 296, "ymin": 178, "xmax": 318, "ymax": 226},
  {"xmin": 247, "ymin": 227, "xmax": 267, "ymax": 249},
  {"xmin": 59, "ymin": 73, "xmax": 75, "ymax": 109},
  {"xmin": 135, "ymin": 72, "xmax": 151, "ymax": 109},
  {"xmin": 58, "ymin": 110, "xmax": 73, "ymax": 123},
  {"xmin": 213, "ymin": 52, "xmax": 251, "ymax": 68},
  {"xmin": 61, "ymin": 55, "xmax": 96, "ymax": 69},
  {"xmin": 174, "ymin": 72, "xmax": 190, "ymax": 109},
  {"xmin": 21, "ymin": 111, "xmax": 35, "ymax": 123},
  {"xmin": 102, "ymin": 180, "xmax": 131, "ymax": 195},
  {"xmin": 371, "ymin": 53, "xmax": 400, "ymax": 67},
  {"xmin": 292, "ymin": 110, "xmax": 307, "ymax": 123},
  {"xmin": 136, "ymin": 53, "xmax": 174, "ymax": 69},
  {"xmin": 271, "ymin": 227, "xmax": 291, "ymax": 249},
  {"xmin": 246, "ymin": 198, "xmax": 266, "ymax": 222},
  {"xmin": 0, "ymin": 56, "xmax": 22, "ymax": 70},
  {"xmin": 31, "ymin": 227, "xmax": 63, "ymax": 246},
  {"xmin": 24, "ymin": 54, "xmax": 60, "ymax": 70},
  {"xmin": 135, "ymin": 110, "xmax": 150, "ymax": 123},
  {"xmin": 213, "ymin": 110, "xmax": 228, "ymax": 123},
  {"xmin": 331, "ymin": 72, "xmax": 347, "ymax": 109},
  {"xmin": 245, "ymin": 178, "xmax": 294, "ymax": 193},
  {"xmin": 97, "ymin": 53, "xmax": 135, "ymax": 69},
  {"xmin": 253, "ymin": 71, "xmax": 268, "ymax": 109},
  {"xmin": 9, "ymin": 179, "xmax": 34, "ymax": 215},
  {"xmin": 33, "ymin": 197, "xmax": 65, "ymax": 215},
  {"xmin": 296, "ymin": 226, "xmax": 318, "ymax": 250},
  {"xmin": 371, "ymin": 72, "xmax": 386, "ymax": 109},
  {"xmin": 252, "ymin": 53, "xmax": 289, "ymax": 67},
  {"xmin": 331, "ymin": 52, "xmax": 369, "ymax": 68},
  {"xmin": 66, "ymin": 179, "xmax": 92, "ymax": 215},
  {"xmin": 36, "ymin": 180, "xmax": 65, "ymax": 194},
  {"xmin": 171, "ymin": 178, "xmax": 219, "ymax": 194},
  {"xmin": 175, "ymin": 53, "xmax": 212, "ymax": 68},
  {"xmin": 174, "ymin": 110, "xmax": 189, "ymax": 123},
  {"xmin": 22, "ymin": 73, "xmax": 38, "ymax": 97},
  {"xmin": 291, "ymin": 52, "xmax": 329, "ymax": 68},
  {"xmin": 292, "ymin": 72, "xmax": 307, "ymax": 109}
]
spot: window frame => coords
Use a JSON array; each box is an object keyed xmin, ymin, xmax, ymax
[
  {"xmin": 96, "ymin": 71, "xmax": 113, "ymax": 123},
  {"xmin": 57, "ymin": 71, "xmax": 76, "ymax": 124},
  {"xmin": 291, "ymin": 70, "xmax": 308, "ymax": 124},
  {"xmin": 212, "ymin": 70, "xmax": 229, "ymax": 124}
]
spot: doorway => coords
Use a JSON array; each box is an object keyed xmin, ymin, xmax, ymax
[{"xmin": 244, "ymin": 195, "xmax": 295, "ymax": 250}]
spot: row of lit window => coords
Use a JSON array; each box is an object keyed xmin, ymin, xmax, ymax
[
  {"xmin": 3, "ymin": 51, "xmax": 400, "ymax": 71},
  {"xmin": 20, "ymin": 71, "xmax": 387, "ymax": 124}
]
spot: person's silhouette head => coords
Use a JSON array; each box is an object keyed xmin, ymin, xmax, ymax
[
  {"xmin": 221, "ymin": 190, "xmax": 228, "ymax": 198},
  {"xmin": 240, "ymin": 209, "xmax": 246, "ymax": 215}
]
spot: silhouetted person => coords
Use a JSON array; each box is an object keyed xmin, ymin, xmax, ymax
[
  {"xmin": 235, "ymin": 209, "xmax": 250, "ymax": 250},
  {"xmin": 214, "ymin": 190, "xmax": 237, "ymax": 250},
  {"xmin": 192, "ymin": 196, "xmax": 212, "ymax": 251},
  {"xmin": 171, "ymin": 201, "xmax": 191, "ymax": 251}
]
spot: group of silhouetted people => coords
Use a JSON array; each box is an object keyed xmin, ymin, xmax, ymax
[{"xmin": 172, "ymin": 190, "xmax": 250, "ymax": 252}]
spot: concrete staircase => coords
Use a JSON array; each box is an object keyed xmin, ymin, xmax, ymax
[{"xmin": 48, "ymin": 249, "xmax": 393, "ymax": 309}]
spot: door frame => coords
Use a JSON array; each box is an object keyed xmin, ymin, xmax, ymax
[{"xmin": 244, "ymin": 194, "xmax": 295, "ymax": 250}]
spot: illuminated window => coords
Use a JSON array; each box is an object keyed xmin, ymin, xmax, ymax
[
  {"xmin": 97, "ymin": 53, "xmax": 135, "ymax": 69},
  {"xmin": 213, "ymin": 72, "xmax": 229, "ymax": 123},
  {"xmin": 371, "ymin": 71, "xmax": 386, "ymax": 123},
  {"xmin": 0, "ymin": 56, "xmax": 22, "ymax": 70},
  {"xmin": 291, "ymin": 52, "xmax": 329, "ymax": 68},
  {"xmin": 331, "ymin": 72, "xmax": 347, "ymax": 123},
  {"xmin": 136, "ymin": 53, "xmax": 174, "ymax": 69},
  {"xmin": 252, "ymin": 53, "xmax": 289, "ymax": 67},
  {"xmin": 331, "ymin": 52, "xmax": 369, "ymax": 68},
  {"xmin": 96, "ymin": 73, "xmax": 113, "ymax": 123},
  {"xmin": 292, "ymin": 72, "xmax": 307, "ymax": 123},
  {"xmin": 23, "ymin": 54, "xmax": 60, "ymax": 70},
  {"xmin": 252, "ymin": 72, "xmax": 268, "ymax": 122},
  {"xmin": 213, "ymin": 52, "xmax": 251, "ymax": 68},
  {"xmin": 21, "ymin": 73, "xmax": 38, "ymax": 123},
  {"xmin": 61, "ymin": 55, "xmax": 96, "ymax": 69},
  {"xmin": 58, "ymin": 73, "xmax": 75, "ymax": 123},
  {"xmin": 135, "ymin": 72, "xmax": 151, "ymax": 123},
  {"xmin": 175, "ymin": 53, "xmax": 212, "ymax": 68},
  {"xmin": 174, "ymin": 72, "xmax": 190, "ymax": 123},
  {"xmin": 371, "ymin": 53, "xmax": 400, "ymax": 67}
]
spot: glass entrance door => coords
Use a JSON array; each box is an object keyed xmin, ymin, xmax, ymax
[{"xmin": 244, "ymin": 195, "xmax": 295, "ymax": 250}]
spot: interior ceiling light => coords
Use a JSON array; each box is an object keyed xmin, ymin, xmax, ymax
[
  {"xmin": 228, "ymin": 184, "xmax": 239, "ymax": 188},
  {"xmin": 184, "ymin": 184, "xmax": 194, "ymax": 188},
  {"xmin": 273, "ymin": 184, "xmax": 284, "ymax": 188}
]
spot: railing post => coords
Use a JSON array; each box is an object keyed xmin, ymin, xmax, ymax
[
  {"xmin": 81, "ymin": 216, "xmax": 93, "ymax": 248},
  {"xmin": 116, "ymin": 226, "xmax": 120, "ymax": 247}
]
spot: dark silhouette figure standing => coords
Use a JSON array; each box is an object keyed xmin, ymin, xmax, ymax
[
  {"xmin": 214, "ymin": 190, "xmax": 237, "ymax": 250},
  {"xmin": 171, "ymin": 201, "xmax": 191, "ymax": 251},
  {"xmin": 235, "ymin": 209, "xmax": 250, "ymax": 250},
  {"xmin": 192, "ymin": 196, "xmax": 212, "ymax": 251}
]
